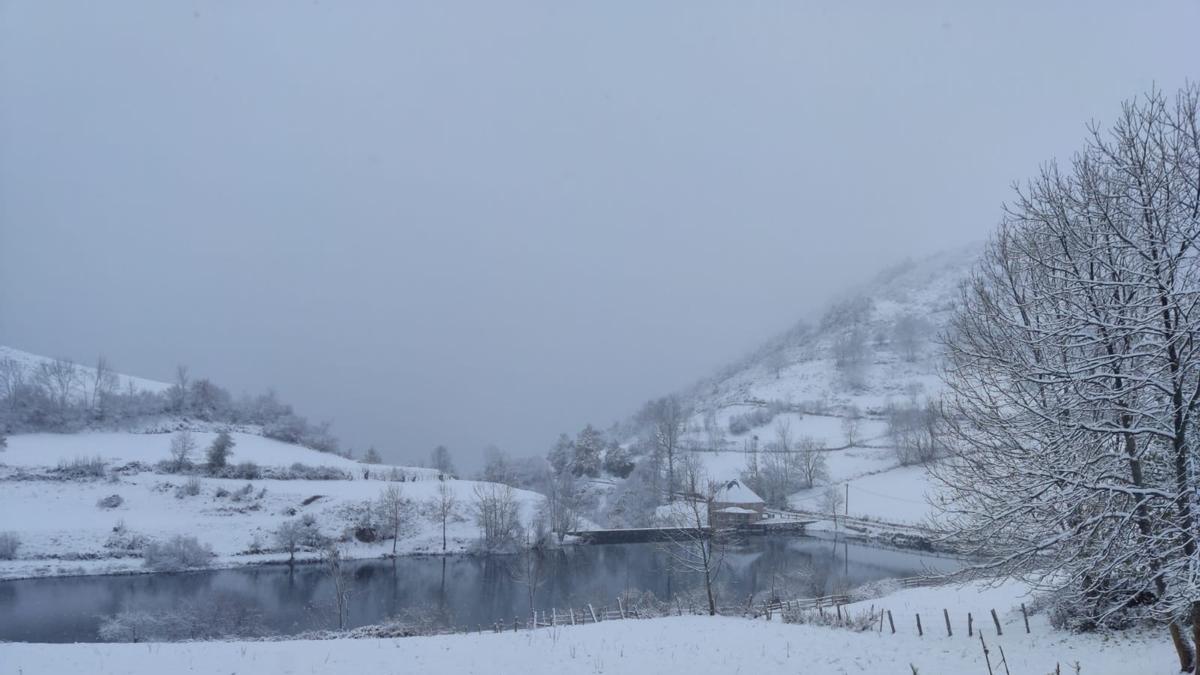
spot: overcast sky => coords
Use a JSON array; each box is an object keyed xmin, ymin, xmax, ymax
[{"xmin": 2, "ymin": 1, "xmax": 1197, "ymax": 468}]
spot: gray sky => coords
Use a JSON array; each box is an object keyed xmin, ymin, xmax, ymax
[{"xmin": 2, "ymin": 1, "xmax": 1197, "ymax": 467}]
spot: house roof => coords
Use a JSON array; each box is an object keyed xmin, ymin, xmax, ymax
[
  {"xmin": 713, "ymin": 479, "xmax": 764, "ymax": 505},
  {"xmin": 716, "ymin": 506, "xmax": 759, "ymax": 515}
]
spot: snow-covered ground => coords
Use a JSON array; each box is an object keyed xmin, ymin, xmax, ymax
[
  {"xmin": 0, "ymin": 579, "xmax": 1173, "ymax": 674},
  {"xmin": 0, "ymin": 431, "xmax": 545, "ymax": 580}
]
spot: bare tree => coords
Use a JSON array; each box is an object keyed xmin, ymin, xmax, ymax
[
  {"xmin": 37, "ymin": 358, "xmax": 79, "ymax": 410},
  {"xmin": 89, "ymin": 355, "xmax": 118, "ymax": 412},
  {"xmin": 797, "ymin": 437, "xmax": 828, "ymax": 489},
  {"xmin": 430, "ymin": 480, "xmax": 458, "ymax": 552},
  {"xmin": 510, "ymin": 538, "xmax": 545, "ymax": 616},
  {"xmin": 481, "ymin": 445, "xmax": 513, "ymax": 485},
  {"xmin": 376, "ymin": 484, "xmax": 414, "ymax": 555},
  {"xmin": 169, "ymin": 430, "xmax": 196, "ymax": 472},
  {"xmin": 639, "ymin": 396, "xmax": 688, "ymax": 499},
  {"xmin": 274, "ymin": 520, "xmax": 303, "ymax": 564},
  {"xmin": 321, "ymin": 544, "xmax": 351, "ymax": 630},
  {"xmin": 363, "ymin": 446, "xmax": 382, "ymax": 464},
  {"xmin": 822, "ymin": 484, "xmax": 845, "ymax": 529},
  {"xmin": 430, "ymin": 445, "xmax": 455, "ymax": 475},
  {"xmin": 541, "ymin": 473, "xmax": 581, "ymax": 544},
  {"xmin": 169, "ymin": 365, "xmax": 190, "ymax": 414},
  {"xmin": 892, "ymin": 314, "xmax": 927, "ymax": 361},
  {"xmin": 840, "ymin": 405, "xmax": 862, "ymax": 446},
  {"xmin": 933, "ymin": 85, "xmax": 1200, "ymax": 666},
  {"xmin": 472, "ymin": 483, "xmax": 522, "ymax": 552},
  {"xmin": 658, "ymin": 462, "xmax": 726, "ymax": 615}
]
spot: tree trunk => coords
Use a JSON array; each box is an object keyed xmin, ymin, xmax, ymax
[
  {"xmin": 704, "ymin": 565, "xmax": 716, "ymax": 616},
  {"xmin": 1171, "ymin": 620, "xmax": 1195, "ymax": 672}
]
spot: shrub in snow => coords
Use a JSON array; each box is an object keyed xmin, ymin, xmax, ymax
[
  {"xmin": 96, "ymin": 494, "xmax": 124, "ymax": 509},
  {"xmin": 229, "ymin": 482, "xmax": 255, "ymax": 502},
  {"xmin": 231, "ymin": 461, "xmax": 261, "ymax": 480},
  {"xmin": 274, "ymin": 516, "xmax": 326, "ymax": 562},
  {"xmin": 99, "ymin": 595, "xmax": 265, "ymax": 642},
  {"xmin": 55, "ymin": 455, "xmax": 107, "ymax": 479},
  {"xmin": 603, "ymin": 443, "xmax": 635, "ymax": 478},
  {"xmin": 285, "ymin": 462, "xmax": 349, "ymax": 480},
  {"xmin": 105, "ymin": 521, "xmax": 149, "ymax": 553},
  {"xmin": 142, "ymin": 535, "xmax": 213, "ymax": 571},
  {"xmin": 174, "ymin": 477, "xmax": 202, "ymax": 499},
  {"xmin": 0, "ymin": 532, "xmax": 20, "ymax": 560}
]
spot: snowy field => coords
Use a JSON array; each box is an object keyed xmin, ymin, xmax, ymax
[
  {"xmin": 0, "ymin": 580, "xmax": 1172, "ymax": 674},
  {"xmin": 0, "ymin": 431, "xmax": 544, "ymax": 580}
]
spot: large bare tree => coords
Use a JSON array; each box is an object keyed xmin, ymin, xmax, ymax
[{"xmin": 934, "ymin": 85, "xmax": 1200, "ymax": 669}]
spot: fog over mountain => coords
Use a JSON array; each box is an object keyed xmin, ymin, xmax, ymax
[{"xmin": 2, "ymin": 1, "xmax": 1197, "ymax": 467}]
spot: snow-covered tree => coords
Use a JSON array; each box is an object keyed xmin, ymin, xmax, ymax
[
  {"xmin": 430, "ymin": 445, "xmax": 455, "ymax": 475},
  {"xmin": 363, "ymin": 446, "xmax": 382, "ymax": 464},
  {"xmin": 638, "ymin": 396, "xmax": 688, "ymax": 498},
  {"xmin": 572, "ymin": 424, "xmax": 604, "ymax": 478},
  {"xmin": 375, "ymin": 484, "xmax": 414, "ymax": 555},
  {"xmin": 205, "ymin": 430, "xmax": 235, "ymax": 472},
  {"xmin": 168, "ymin": 430, "xmax": 196, "ymax": 472},
  {"xmin": 603, "ymin": 441, "xmax": 635, "ymax": 478},
  {"xmin": 840, "ymin": 405, "xmax": 862, "ymax": 446},
  {"xmin": 934, "ymin": 85, "xmax": 1200, "ymax": 668},
  {"xmin": 547, "ymin": 433, "xmax": 574, "ymax": 476}
]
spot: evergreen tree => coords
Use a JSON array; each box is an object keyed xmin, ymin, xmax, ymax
[
  {"xmin": 205, "ymin": 430, "xmax": 235, "ymax": 472},
  {"xmin": 603, "ymin": 441, "xmax": 634, "ymax": 478},
  {"xmin": 430, "ymin": 445, "xmax": 455, "ymax": 475},
  {"xmin": 363, "ymin": 446, "xmax": 383, "ymax": 464},
  {"xmin": 547, "ymin": 433, "xmax": 574, "ymax": 476},
  {"xmin": 572, "ymin": 424, "xmax": 603, "ymax": 478}
]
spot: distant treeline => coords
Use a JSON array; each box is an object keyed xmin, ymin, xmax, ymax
[{"xmin": 0, "ymin": 356, "xmax": 339, "ymax": 454}]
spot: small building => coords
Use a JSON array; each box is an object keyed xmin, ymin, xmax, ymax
[{"xmin": 709, "ymin": 479, "xmax": 766, "ymax": 529}]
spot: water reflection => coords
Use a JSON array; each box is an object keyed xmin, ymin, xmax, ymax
[{"xmin": 0, "ymin": 535, "xmax": 962, "ymax": 643}]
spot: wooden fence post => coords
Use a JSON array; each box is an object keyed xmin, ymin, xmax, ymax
[
  {"xmin": 979, "ymin": 634, "xmax": 995, "ymax": 675},
  {"xmin": 991, "ymin": 608, "xmax": 1003, "ymax": 636},
  {"xmin": 888, "ymin": 610, "xmax": 895, "ymax": 634},
  {"xmin": 588, "ymin": 604, "xmax": 598, "ymax": 623},
  {"xmin": 916, "ymin": 613, "xmax": 923, "ymax": 636},
  {"xmin": 879, "ymin": 608, "xmax": 885, "ymax": 632},
  {"xmin": 619, "ymin": 598, "xmax": 626, "ymax": 619},
  {"xmin": 512, "ymin": 617, "xmax": 518, "ymax": 632},
  {"xmin": 968, "ymin": 612, "xmax": 973, "ymax": 637},
  {"xmin": 944, "ymin": 608, "xmax": 952, "ymax": 637},
  {"xmin": 570, "ymin": 608, "xmax": 576, "ymax": 626},
  {"xmin": 1021, "ymin": 603, "xmax": 1030, "ymax": 634}
]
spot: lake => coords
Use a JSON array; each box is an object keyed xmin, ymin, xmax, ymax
[{"xmin": 0, "ymin": 534, "xmax": 963, "ymax": 643}]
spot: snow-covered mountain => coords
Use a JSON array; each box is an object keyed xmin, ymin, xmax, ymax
[{"xmin": 626, "ymin": 246, "xmax": 979, "ymax": 527}]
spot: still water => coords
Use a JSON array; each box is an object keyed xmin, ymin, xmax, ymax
[{"xmin": 0, "ymin": 535, "xmax": 962, "ymax": 642}]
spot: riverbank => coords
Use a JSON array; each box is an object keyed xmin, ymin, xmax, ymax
[{"xmin": 0, "ymin": 580, "xmax": 1173, "ymax": 674}]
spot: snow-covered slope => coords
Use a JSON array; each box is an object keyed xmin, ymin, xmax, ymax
[
  {"xmin": 0, "ymin": 351, "xmax": 547, "ymax": 580},
  {"xmin": 0, "ymin": 345, "xmax": 171, "ymax": 395},
  {"xmin": 655, "ymin": 247, "xmax": 977, "ymax": 527},
  {"xmin": 0, "ymin": 429, "xmax": 545, "ymax": 580}
]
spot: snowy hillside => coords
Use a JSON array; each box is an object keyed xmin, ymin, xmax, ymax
[
  {"xmin": 0, "ymin": 351, "xmax": 549, "ymax": 580},
  {"xmin": 643, "ymin": 247, "xmax": 978, "ymax": 528},
  {"xmin": 0, "ymin": 345, "xmax": 170, "ymax": 396},
  {"xmin": 0, "ymin": 430, "xmax": 546, "ymax": 580}
]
